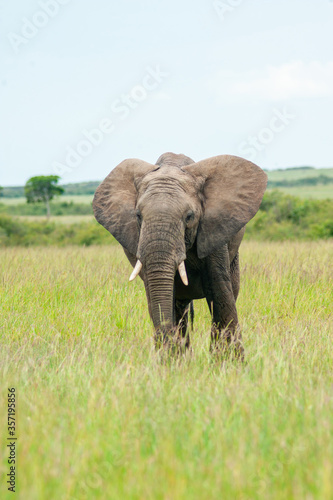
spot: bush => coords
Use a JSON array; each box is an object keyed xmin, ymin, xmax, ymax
[
  {"xmin": 245, "ymin": 191, "xmax": 333, "ymax": 241},
  {"xmin": 0, "ymin": 215, "xmax": 115, "ymax": 247}
]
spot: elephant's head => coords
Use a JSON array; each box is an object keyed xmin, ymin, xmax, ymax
[{"xmin": 93, "ymin": 153, "xmax": 267, "ymax": 332}]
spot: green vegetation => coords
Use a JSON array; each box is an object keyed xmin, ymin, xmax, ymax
[
  {"xmin": 1, "ymin": 181, "xmax": 99, "ymax": 198},
  {"xmin": 1, "ymin": 167, "xmax": 331, "ymax": 499},
  {"xmin": 2, "ymin": 167, "xmax": 333, "ymax": 201},
  {"xmin": 268, "ymin": 174, "xmax": 333, "ymax": 188},
  {"xmin": 0, "ymin": 200, "xmax": 93, "ymax": 216},
  {"xmin": 25, "ymin": 175, "xmax": 64, "ymax": 218},
  {"xmin": 1, "ymin": 191, "xmax": 332, "ymax": 246},
  {"xmin": 267, "ymin": 166, "xmax": 333, "ymax": 182},
  {"xmin": 61, "ymin": 181, "xmax": 100, "ymax": 195},
  {"xmin": 267, "ymin": 167, "xmax": 333, "ymax": 199},
  {"xmin": 245, "ymin": 190, "xmax": 333, "ymax": 240},
  {"xmin": 14, "ymin": 215, "xmax": 94, "ymax": 224},
  {"xmin": 283, "ymin": 166, "xmax": 315, "ymax": 170},
  {"xmin": 0, "ymin": 215, "xmax": 111, "ymax": 246},
  {"xmin": 0, "ymin": 243, "xmax": 332, "ymax": 499},
  {"xmin": 0, "ymin": 195, "xmax": 94, "ymax": 206},
  {"xmin": 273, "ymin": 185, "xmax": 333, "ymax": 200},
  {"xmin": 0, "ymin": 185, "xmax": 24, "ymax": 198},
  {"xmin": 265, "ymin": 167, "xmax": 333, "ymax": 196}
]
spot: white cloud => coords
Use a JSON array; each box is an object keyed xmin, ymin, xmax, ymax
[{"xmin": 208, "ymin": 61, "xmax": 333, "ymax": 102}]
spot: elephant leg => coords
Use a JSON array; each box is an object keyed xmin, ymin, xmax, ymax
[
  {"xmin": 230, "ymin": 251, "xmax": 240, "ymax": 302},
  {"xmin": 204, "ymin": 248, "xmax": 244, "ymax": 360},
  {"xmin": 175, "ymin": 299, "xmax": 191, "ymax": 349}
]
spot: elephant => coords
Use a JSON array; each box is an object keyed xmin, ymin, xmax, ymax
[{"xmin": 93, "ymin": 153, "xmax": 267, "ymax": 358}]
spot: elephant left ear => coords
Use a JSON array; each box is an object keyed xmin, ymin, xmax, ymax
[
  {"xmin": 93, "ymin": 159, "xmax": 156, "ymax": 255},
  {"xmin": 183, "ymin": 155, "xmax": 267, "ymax": 258}
]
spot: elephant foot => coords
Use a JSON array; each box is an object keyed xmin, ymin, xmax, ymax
[{"xmin": 210, "ymin": 325, "xmax": 244, "ymax": 362}]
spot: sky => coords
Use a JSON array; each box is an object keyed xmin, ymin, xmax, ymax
[{"xmin": 1, "ymin": 0, "xmax": 333, "ymax": 186}]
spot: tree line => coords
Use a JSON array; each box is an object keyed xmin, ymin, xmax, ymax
[{"xmin": 268, "ymin": 174, "xmax": 333, "ymax": 188}]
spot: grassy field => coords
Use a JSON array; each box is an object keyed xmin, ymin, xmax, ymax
[
  {"xmin": 14, "ymin": 215, "xmax": 95, "ymax": 224},
  {"xmin": 0, "ymin": 242, "xmax": 333, "ymax": 499},
  {"xmin": 0, "ymin": 195, "xmax": 94, "ymax": 206},
  {"xmin": 267, "ymin": 167, "xmax": 333, "ymax": 182},
  {"xmin": 271, "ymin": 185, "xmax": 333, "ymax": 200}
]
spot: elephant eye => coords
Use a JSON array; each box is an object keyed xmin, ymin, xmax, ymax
[
  {"xmin": 136, "ymin": 210, "xmax": 142, "ymax": 223},
  {"xmin": 186, "ymin": 211, "xmax": 194, "ymax": 223}
]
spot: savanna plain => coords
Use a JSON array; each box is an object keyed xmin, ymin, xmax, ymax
[{"xmin": 0, "ymin": 241, "xmax": 332, "ymax": 499}]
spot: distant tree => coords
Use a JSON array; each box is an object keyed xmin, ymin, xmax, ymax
[
  {"xmin": 24, "ymin": 176, "xmax": 64, "ymax": 219},
  {"xmin": 0, "ymin": 186, "xmax": 3, "ymax": 197}
]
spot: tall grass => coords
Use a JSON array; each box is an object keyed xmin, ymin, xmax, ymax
[{"xmin": 0, "ymin": 242, "xmax": 332, "ymax": 499}]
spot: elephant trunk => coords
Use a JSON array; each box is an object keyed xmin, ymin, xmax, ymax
[
  {"xmin": 145, "ymin": 263, "xmax": 175, "ymax": 335},
  {"xmin": 138, "ymin": 220, "xmax": 186, "ymax": 342}
]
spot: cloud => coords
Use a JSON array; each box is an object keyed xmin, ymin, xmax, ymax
[{"xmin": 208, "ymin": 61, "xmax": 333, "ymax": 102}]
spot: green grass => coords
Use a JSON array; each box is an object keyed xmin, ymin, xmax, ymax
[
  {"xmin": 0, "ymin": 242, "xmax": 333, "ymax": 499},
  {"xmin": 270, "ymin": 185, "xmax": 333, "ymax": 200},
  {"xmin": 14, "ymin": 215, "xmax": 94, "ymax": 224},
  {"xmin": 267, "ymin": 167, "xmax": 333, "ymax": 182},
  {"xmin": 0, "ymin": 195, "xmax": 93, "ymax": 205},
  {"xmin": 266, "ymin": 167, "xmax": 333, "ymax": 199}
]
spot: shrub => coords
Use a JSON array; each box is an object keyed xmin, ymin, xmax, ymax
[
  {"xmin": 245, "ymin": 191, "xmax": 333, "ymax": 241},
  {"xmin": 0, "ymin": 216, "xmax": 115, "ymax": 247}
]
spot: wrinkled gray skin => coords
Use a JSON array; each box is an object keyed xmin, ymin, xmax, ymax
[{"xmin": 93, "ymin": 153, "xmax": 267, "ymax": 357}]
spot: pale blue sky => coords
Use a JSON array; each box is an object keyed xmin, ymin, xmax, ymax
[{"xmin": 1, "ymin": 0, "xmax": 333, "ymax": 185}]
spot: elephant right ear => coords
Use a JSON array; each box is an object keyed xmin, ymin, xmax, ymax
[
  {"xmin": 183, "ymin": 155, "xmax": 267, "ymax": 258},
  {"xmin": 93, "ymin": 159, "xmax": 156, "ymax": 255}
]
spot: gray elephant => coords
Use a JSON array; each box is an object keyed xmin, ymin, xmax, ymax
[{"xmin": 93, "ymin": 153, "xmax": 267, "ymax": 358}]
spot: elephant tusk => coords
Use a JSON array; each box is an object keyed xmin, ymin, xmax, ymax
[
  {"xmin": 129, "ymin": 260, "xmax": 142, "ymax": 282},
  {"xmin": 178, "ymin": 261, "xmax": 188, "ymax": 286}
]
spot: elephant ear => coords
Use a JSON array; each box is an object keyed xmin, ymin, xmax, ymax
[
  {"xmin": 93, "ymin": 159, "xmax": 156, "ymax": 255},
  {"xmin": 183, "ymin": 155, "xmax": 267, "ymax": 259}
]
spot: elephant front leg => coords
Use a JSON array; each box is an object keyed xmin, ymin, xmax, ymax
[
  {"xmin": 209, "ymin": 312, "xmax": 244, "ymax": 361},
  {"xmin": 205, "ymin": 251, "xmax": 244, "ymax": 360}
]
